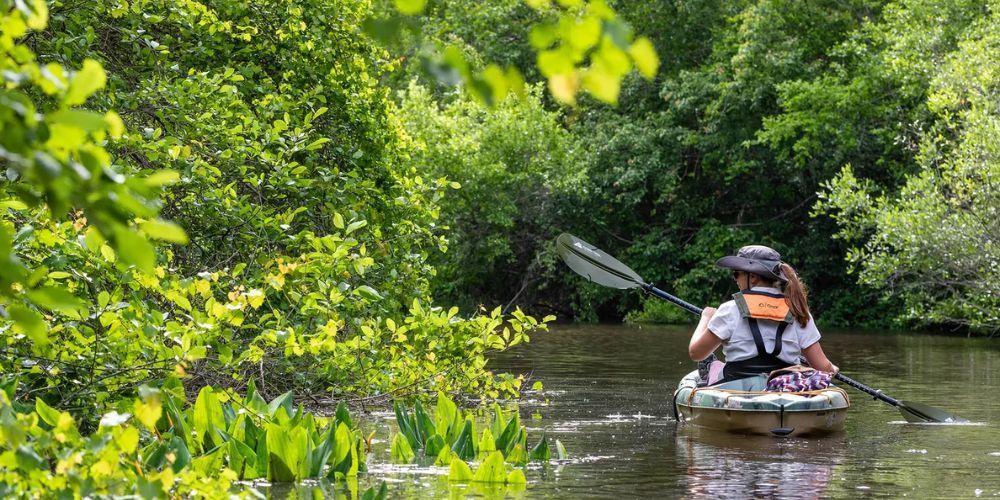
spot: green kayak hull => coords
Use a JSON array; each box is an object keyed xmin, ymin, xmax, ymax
[{"xmin": 672, "ymin": 370, "xmax": 850, "ymax": 437}]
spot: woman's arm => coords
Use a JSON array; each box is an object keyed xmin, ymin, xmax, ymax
[
  {"xmin": 802, "ymin": 342, "xmax": 839, "ymax": 374},
  {"xmin": 689, "ymin": 307, "xmax": 723, "ymax": 361}
]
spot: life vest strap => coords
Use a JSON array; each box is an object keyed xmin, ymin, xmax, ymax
[{"xmin": 748, "ymin": 318, "xmax": 789, "ymax": 357}]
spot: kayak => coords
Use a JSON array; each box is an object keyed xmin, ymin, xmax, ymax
[{"xmin": 671, "ymin": 370, "xmax": 850, "ymax": 437}]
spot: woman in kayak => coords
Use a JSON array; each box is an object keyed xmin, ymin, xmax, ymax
[{"xmin": 688, "ymin": 245, "xmax": 838, "ymax": 385}]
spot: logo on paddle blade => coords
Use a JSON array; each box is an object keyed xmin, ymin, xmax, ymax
[{"xmin": 573, "ymin": 241, "xmax": 601, "ymax": 257}]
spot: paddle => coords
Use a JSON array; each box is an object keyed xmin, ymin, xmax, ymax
[{"xmin": 556, "ymin": 233, "xmax": 967, "ymax": 424}]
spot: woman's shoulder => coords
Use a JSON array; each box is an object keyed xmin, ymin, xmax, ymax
[
  {"xmin": 712, "ymin": 299, "xmax": 740, "ymax": 320},
  {"xmin": 716, "ymin": 298, "xmax": 738, "ymax": 311}
]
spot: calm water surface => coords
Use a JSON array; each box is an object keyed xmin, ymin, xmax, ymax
[{"xmin": 352, "ymin": 324, "xmax": 999, "ymax": 498}]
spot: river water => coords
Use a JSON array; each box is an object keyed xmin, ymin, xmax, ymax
[{"xmin": 346, "ymin": 324, "xmax": 999, "ymax": 498}]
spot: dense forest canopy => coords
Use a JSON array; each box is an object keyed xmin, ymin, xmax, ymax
[
  {"xmin": 402, "ymin": 0, "xmax": 997, "ymax": 334},
  {"xmin": 0, "ymin": 0, "xmax": 996, "ymax": 495}
]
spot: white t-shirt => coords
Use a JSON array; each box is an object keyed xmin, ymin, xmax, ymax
[{"xmin": 707, "ymin": 286, "xmax": 821, "ymax": 364}]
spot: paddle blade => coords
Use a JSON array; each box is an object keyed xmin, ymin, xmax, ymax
[
  {"xmin": 898, "ymin": 400, "xmax": 968, "ymax": 424},
  {"xmin": 555, "ymin": 234, "xmax": 644, "ymax": 289}
]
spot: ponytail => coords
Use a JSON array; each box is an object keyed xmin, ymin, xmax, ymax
[{"xmin": 780, "ymin": 263, "xmax": 811, "ymax": 327}]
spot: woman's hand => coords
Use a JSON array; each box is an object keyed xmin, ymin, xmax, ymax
[{"xmin": 701, "ymin": 306, "xmax": 717, "ymax": 320}]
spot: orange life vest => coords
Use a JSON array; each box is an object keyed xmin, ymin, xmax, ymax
[{"xmin": 733, "ymin": 291, "xmax": 793, "ymax": 323}]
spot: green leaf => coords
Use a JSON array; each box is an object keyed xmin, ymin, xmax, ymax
[
  {"xmin": 537, "ymin": 49, "xmax": 574, "ymax": 78},
  {"xmin": 567, "ymin": 16, "xmax": 601, "ymax": 53},
  {"xmin": 267, "ymin": 391, "xmax": 295, "ymax": 419},
  {"xmin": 84, "ymin": 226, "xmax": 105, "ymax": 253},
  {"xmin": 64, "ymin": 59, "xmax": 106, "ymax": 106},
  {"xmin": 496, "ymin": 412, "xmax": 520, "ymax": 456},
  {"xmin": 333, "ymin": 213, "xmax": 345, "ymax": 229},
  {"xmin": 393, "ymin": 0, "xmax": 427, "ymax": 15},
  {"xmin": 628, "ymin": 36, "xmax": 659, "ymax": 80},
  {"xmin": 390, "ymin": 432, "xmax": 415, "ymax": 463},
  {"xmin": 345, "ymin": 220, "xmax": 367, "ymax": 235},
  {"xmin": 478, "ymin": 428, "xmax": 496, "ymax": 457},
  {"xmin": 507, "ymin": 468, "xmax": 527, "ymax": 485},
  {"xmin": 355, "ymin": 285, "xmax": 382, "ymax": 301},
  {"xmin": 141, "ymin": 220, "xmax": 188, "ymax": 244},
  {"xmin": 49, "ymin": 110, "xmax": 109, "ymax": 133},
  {"xmin": 414, "ymin": 400, "xmax": 436, "ymax": 444},
  {"xmin": 113, "ymin": 226, "xmax": 155, "ymax": 273},
  {"xmin": 472, "ymin": 451, "xmax": 505, "ymax": 483},
  {"xmin": 16, "ymin": 446, "xmax": 46, "ymax": 471},
  {"xmin": 555, "ymin": 439, "xmax": 568, "ymax": 459},
  {"xmin": 450, "ymin": 419, "xmax": 475, "ymax": 460},
  {"xmin": 305, "ymin": 138, "xmax": 331, "ymax": 151},
  {"xmin": 144, "ymin": 170, "xmax": 180, "ymax": 186},
  {"xmin": 335, "ymin": 401, "xmax": 353, "ymax": 429},
  {"xmin": 529, "ymin": 23, "xmax": 558, "ymax": 49},
  {"xmin": 332, "ymin": 422, "xmax": 352, "ymax": 467},
  {"xmin": 507, "ymin": 443, "xmax": 528, "ymax": 466},
  {"xmin": 35, "ymin": 398, "xmax": 61, "ymax": 427},
  {"xmin": 447, "ymin": 455, "xmax": 474, "ymax": 482},
  {"xmin": 193, "ymin": 386, "xmax": 226, "ymax": 449},
  {"xmin": 9, "ymin": 305, "xmax": 48, "ymax": 349},
  {"xmin": 393, "ymin": 401, "xmax": 420, "ymax": 449},
  {"xmin": 435, "ymin": 392, "xmax": 459, "ymax": 441},
  {"xmin": 424, "ymin": 433, "xmax": 445, "ymax": 457},
  {"xmin": 434, "ymin": 446, "xmax": 451, "ymax": 466},
  {"xmin": 26, "ymin": 286, "xmax": 86, "ymax": 319},
  {"xmin": 529, "ymin": 432, "xmax": 550, "ymax": 461}
]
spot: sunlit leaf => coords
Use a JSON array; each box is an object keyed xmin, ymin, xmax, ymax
[
  {"xmin": 141, "ymin": 219, "xmax": 188, "ymax": 244},
  {"xmin": 113, "ymin": 226, "xmax": 155, "ymax": 272},
  {"xmin": 629, "ymin": 37, "xmax": 659, "ymax": 79},
  {"xmin": 447, "ymin": 455, "xmax": 474, "ymax": 482},
  {"xmin": 390, "ymin": 433, "xmax": 415, "ymax": 463},
  {"xmin": 64, "ymin": 59, "xmax": 106, "ymax": 106},
  {"xmin": 472, "ymin": 451, "xmax": 505, "ymax": 483},
  {"xmin": 548, "ymin": 73, "xmax": 579, "ymax": 105},
  {"xmin": 27, "ymin": 286, "xmax": 87, "ymax": 319},
  {"xmin": 9, "ymin": 305, "xmax": 48, "ymax": 349},
  {"xmin": 393, "ymin": 0, "xmax": 426, "ymax": 15}
]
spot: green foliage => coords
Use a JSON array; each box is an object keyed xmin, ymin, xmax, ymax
[
  {"xmin": 391, "ymin": 393, "xmax": 563, "ymax": 484},
  {"xmin": 816, "ymin": 0, "xmax": 999, "ymax": 335},
  {"xmin": 0, "ymin": 1, "xmax": 180, "ymax": 339},
  {"xmin": 0, "ymin": 0, "xmax": 554, "ymax": 426},
  {"xmin": 371, "ymin": 0, "xmax": 659, "ymax": 106},
  {"xmin": 399, "ymin": 82, "xmax": 582, "ymax": 312},
  {"xmin": 404, "ymin": 0, "xmax": 994, "ymax": 334},
  {"xmin": 0, "ymin": 379, "xmax": 369, "ymax": 495}
]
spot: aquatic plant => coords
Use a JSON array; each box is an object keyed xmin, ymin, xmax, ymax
[
  {"xmin": 0, "ymin": 377, "xmax": 382, "ymax": 496},
  {"xmin": 391, "ymin": 393, "xmax": 567, "ymax": 483}
]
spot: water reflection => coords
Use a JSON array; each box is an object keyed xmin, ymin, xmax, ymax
[{"xmin": 676, "ymin": 429, "xmax": 844, "ymax": 498}]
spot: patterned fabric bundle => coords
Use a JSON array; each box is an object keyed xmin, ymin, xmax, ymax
[{"xmin": 765, "ymin": 367, "xmax": 832, "ymax": 392}]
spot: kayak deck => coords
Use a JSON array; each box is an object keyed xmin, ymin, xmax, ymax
[{"xmin": 672, "ymin": 370, "xmax": 850, "ymax": 437}]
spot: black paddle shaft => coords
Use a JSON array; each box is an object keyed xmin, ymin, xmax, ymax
[
  {"xmin": 830, "ymin": 372, "xmax": 901, "ymax": 406},
  {"xmin": 643, "ymin": 284, "xmax": 703, "ymax": 316}
]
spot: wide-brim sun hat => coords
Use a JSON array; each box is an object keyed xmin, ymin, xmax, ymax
[{"xmin": 715, "ymin": 245, "xmax": 787, "ymax": 282}]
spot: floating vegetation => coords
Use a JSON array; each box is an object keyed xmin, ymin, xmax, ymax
[{"xmin": 390, "ymin": 393, "xmax": 567, "ymax": 483}]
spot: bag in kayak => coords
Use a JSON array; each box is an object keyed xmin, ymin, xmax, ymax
[{"xmin": 765, "ymin": 365, "xmax": 832, "ymax": 392}]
